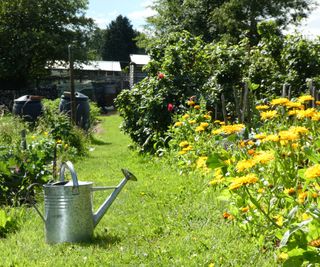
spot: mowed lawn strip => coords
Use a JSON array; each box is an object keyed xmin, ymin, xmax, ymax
[{"xmin": 0, "ymin": 114, "xmax": 276, "ymax": 266}]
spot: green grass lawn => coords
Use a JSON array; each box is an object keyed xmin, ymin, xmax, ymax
[{"xmin": 0, "ymin": 114, "xmax": 277, "ymax": 266}]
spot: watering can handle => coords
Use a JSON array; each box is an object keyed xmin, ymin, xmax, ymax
[{"xmin": 60, "ymin": 161, "xmax": 79, "ymax": 194}]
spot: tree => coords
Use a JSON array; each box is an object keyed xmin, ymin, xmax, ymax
[
  {"xmin": 148, "ymin": 0, "xmax": 316, "ymax": 44},
  {"xmin": 101, "ymin": 15, "xmax": 141, "ymax": 65},
  {"xmin": 0, "ymin": 0, "xmax": 93, "ymax": 89}
]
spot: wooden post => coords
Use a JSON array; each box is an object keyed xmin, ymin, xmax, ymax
[
  {"xmin": 282, "ymin": 83, "xmax": 287, "ymax": 97},
  {"xmin": 68, "ymin": 45, "xmax": 76, "ymax": 124},
  {"xmin": 221, "ymin": 93, "xmax": 227, "ymax": 124},
  {"xmin": 233, "ymin": 86, "xmax": 241, "ymax": 121},
  {"xmin": 241, "ymin": 82, "xmax": 249, "ymax": 123},
  {"xmin": 309, "ymin": 79, "xmax": 315, "ymax": 108}
]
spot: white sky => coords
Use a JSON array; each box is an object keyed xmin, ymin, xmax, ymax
[{"xmin": 87, "ymin": 0, "xmax": 320, "ymax": 37}]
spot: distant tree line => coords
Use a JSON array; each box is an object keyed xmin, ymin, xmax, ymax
[{"xmin": 0, "ymin": 0, "xmax": 142, "ymax": 90}]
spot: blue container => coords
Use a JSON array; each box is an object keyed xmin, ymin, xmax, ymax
[
  {"xmin": 12, "ymin": 95, "xmax": 43, "ymax": 122},
  {"xmin": 59, "ymin": 92, "xmax": 90, "ymax": 130}
]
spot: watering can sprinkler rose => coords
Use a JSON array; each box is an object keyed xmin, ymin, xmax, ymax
[{"xmin": 29, "ymin": 161, "xmax": 137, "ymax": 244}]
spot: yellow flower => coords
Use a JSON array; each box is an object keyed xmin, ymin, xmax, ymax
[
  {"xmin": 196, "ymin": 156, "xmax": 208, "ymax": 169},
  {"xmin": 174, "ymin": 121, "xmax": 183, "ymax": 127},
  {"xmin": 278, "ymin": 252, "xmax": 289, "ymax": 262},
  {"xmin": 187, "ymin": 100, "xmax": 195, "ymax": 106},
  {"xmin": 295, "ymin": 108, "xmax": 316, "ymax": 119},
  {"xmin": 64, "ymin": 144, "xmax": 68, "ymax": 149},
  {"xmin": 204, "ymin": 114, "xmax": 211, "ymax": 120},
  {"xmin": 289, "ymin": 126, "xmax": 309, "ymax": 135},
  {"xmin": 253, "ymin": 151, "xmax": 275, "ymax": 164},
  {"xmin": 56, "ymin": 139, "xmax": 62, "ymax": 144},
  {"xmin": 247, "ymin": 140, "xmax": 255, "ymax": 146},
  {"xmin": 236, "ymin": 159, "xmax": 257, "ymax": 172},
  {"xmin": 220, "ymin": 124, "xmax": 245, "ymax": 135},
  {"xmin": 285, "ymin": 101, "xmax": 304, "ymax": 109},
  {"xmin": 298, "ymin": 94, "xmax": 314, "ymax": 103},
  {"xmin": 257, "ymin": 188, "xmax": 264, "ymax": 194},
  {"xmin": 212, "ymin": 128, "xmax": 223, "ymax": 135},
  {"xmin": 298, "ymin": 191, "xmax": 308, "ymax": 204},
  {"xmin": 195, "ymin": 126, "xmax": 205, "ymax": 132},
  {"xmin": 305, "ymin": 164, "xmax": 320, "ymax": 179},
  {"xmin": 302, "ymin": 213, "xmax": 311, "ymax": 221},
  {"xmin": 188, "ymin": 119, "xmax": 196, "ymax": 124},
  {"xmin": 278, "ymin": 130, "xmax": 299, "ymax": 142},
  {"xmin": 182, "ymin": 145, "xmax": 193, "ymax": 151},
  {"xmin": 284, "ymin": 187, "xmax": 296, "ymax": 196},
  {"xmin": 260, "ymin": 110, "xmax": 278, "ymax": 120},
  {"xmin": 255, "ymin": 105, "xmax": 269, "ymax": 110},
  {"xmin": 229, "ymin": 173, "xmax": 258, "ymax": 190},
  {"xmin": 274, "ymin": 215, "xmax": 284, "ymax": 227},
  {"xmin": 241, "ymin": 206, "xmax": 249, "ymax": 213},
  {"xmin": 254, "ymin": 133, "xmax": 267, "ymax": 140},
  {"xmin": 178, "ymin": 150, "xmax": 187, "ymax": 155},
  {"xmin": 179, "ymin": 141, "xmax": 189, "ymax": 147},
  {"xmin": 291, "ymin": 142, "xmax": 299, "ymax": 149},
  {"xmin": 262, "ymin": 134, "xmax": 279, "ymax": 142},
  {"xmin": 209, "ymin": 176, "xmax": 225, "ymax": 186},
  {"xmin": 270, "ymin": 97, "xmax": 290, "ymax": 106},
  {"xmin": 182, "ymin": 114, "xmax": 190, "ymax": 120},
  {"xmin": 312, "ymin": 112, "xmax": 320, "ymax": 121},
  {"xmin": 316, "ymin": 101, "xmax": 320, "ymax": 105},
  {"xmin": 200, "ymin": 122, "xmax": 209, "ymax": 128},
  {"xmin": 219, "ymin": 121, "xmax": 225, "ymax": 125},
  {"xmin": 44, "ymin": 131, "xmax": 49, "ymax": 136},
  {"xmin": 194, "ymin": 105, "xmax": 201, "ymax": 110}
]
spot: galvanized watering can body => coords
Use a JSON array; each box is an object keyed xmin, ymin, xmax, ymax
[{"xmin": 33, "ymin": 161, "xmax": 137, "ymax": 244}]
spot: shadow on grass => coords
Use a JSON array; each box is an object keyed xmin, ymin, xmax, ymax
[
  {"xmin": 78, "ymin": 233, "xmax": 121, "ymax": 248},
  {"xmin": 90, "ymin": 136, "xmax": 111, "ymax": 146}
]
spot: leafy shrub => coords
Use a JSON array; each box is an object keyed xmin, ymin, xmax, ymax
[
  {"xmin": 168, "ymin": 94, "xmax": 320, "ymax": 264},
  {"xmin": 116, "ymin": 31, "xmax": 213, "ymax": 152},
  {"xmin": 0, "ymin": 207, "xmax": 24, "ymax": 238}
]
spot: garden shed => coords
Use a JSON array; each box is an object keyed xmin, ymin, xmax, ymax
[{"xmin": 129, "ymin": 54, "xmax": 150, "ymax": 88}]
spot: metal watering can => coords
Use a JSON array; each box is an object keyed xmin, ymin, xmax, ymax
[{"xmin": 31, "ymin": 161, "xmax": 137, "ymax": 244}]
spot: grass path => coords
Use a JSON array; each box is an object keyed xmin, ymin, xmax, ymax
[{"xmin": 1, "ymin": 115, "xmax": 276, "ymax": 266}]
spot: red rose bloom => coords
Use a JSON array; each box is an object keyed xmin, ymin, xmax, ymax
[
  {"xmin": 167, "ymin": 103, "xmax": 174, "ymax": 112},
  {"xmin": 158, "ymin": 72, "xmax": 165, "ymax": 79}
]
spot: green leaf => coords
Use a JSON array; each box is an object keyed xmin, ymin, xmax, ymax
[
  {"xmin": 303, "ymin": 147, "xmax": 320, "ymax": 164},
  {"xmin": 206, "ymin": 153, "xmax": 225, "ymax": 169}
]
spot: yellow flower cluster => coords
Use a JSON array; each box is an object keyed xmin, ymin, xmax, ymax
[
  {"xmin": 236, "ymin": 151, "xmax": 274, "ymax": 172},
  {"xmin": 196, "ymin": 156, "xmax": 208, "ymax": 169},
  {"xmin": 260, "ymin": 110, "xmax": 278, "ymax": 120},
  {"xmin": 298, "ymin": 95, "xmax": 314, "ymax": 103},
  {"xmin": 305, "ymin": 164, "xmax": 320, "ymax": 179},
  {"xmin": 270, "ymin": 97, "xmax": 290, "ymax": 106},
  {"xmin": 212, "ymin": 124, "xmax": 245, "ymax": 135},
  {"xmin": 209, "ymin": 168, "xmax": 225, "ymax": 186},
  {"xmin": 229, "ymin": 173, "xmax": 259, "ymax": 190},
  {"xmin": 255, "ymin": 105, "xmax": 269, "ymax": 110},
  {"xmin": 295, "ymin": 108, "xmax": 317, "ymax": 119}
]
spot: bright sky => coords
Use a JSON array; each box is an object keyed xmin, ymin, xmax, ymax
[
  {"xmin": 86, "ymin": 0, "xmax": 156, "ymax": 31},
  {"xmin": 86, "ymin": 0, "xmax": 320, "ymax": 37}
]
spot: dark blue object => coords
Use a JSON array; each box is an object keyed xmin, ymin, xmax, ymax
[
  {"xmin": 59, "ymin": 92, "xmax": 90, "ymax": 130},
  {"xmin": 12, "ymin": 95, "xmax": 43, "ymax": 122}
]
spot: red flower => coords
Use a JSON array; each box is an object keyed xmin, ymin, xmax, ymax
[
  {"xmin": 167, "ymin": 103, "xmax": 174, "ymax": 112},
  {"xmin": 158, "ymin": 72, "xmax": 165, "ymax": 79}
]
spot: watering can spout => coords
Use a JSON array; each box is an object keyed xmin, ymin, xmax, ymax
[{"xmin": 93, "ymin": 169, "xmax": 137, "ymax": 227}]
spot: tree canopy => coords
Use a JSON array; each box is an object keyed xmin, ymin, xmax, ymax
[
  {"xmin": 148, "ymin": 0, "xmax": 316, "ymax": 44},
  {"xmin": 101, "ymin": 15, "xmax": 141, "ymax": 65},
  {"xmin": 0, "ymin": 0, "xmax": 93, "ymax": 89}
]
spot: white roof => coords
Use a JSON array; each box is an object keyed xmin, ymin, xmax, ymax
[
  {"xmin": 130, "ymin": 54, "xmax": 150, "ymax": 65},
  {"xmin": 49, "ymin": 60, "xmax": 122, "ymax": 72}
]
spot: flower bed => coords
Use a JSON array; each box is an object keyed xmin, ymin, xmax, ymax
[{"xmin": 167, "ymin": 95, "xmax": 320, "ymax": 264}]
